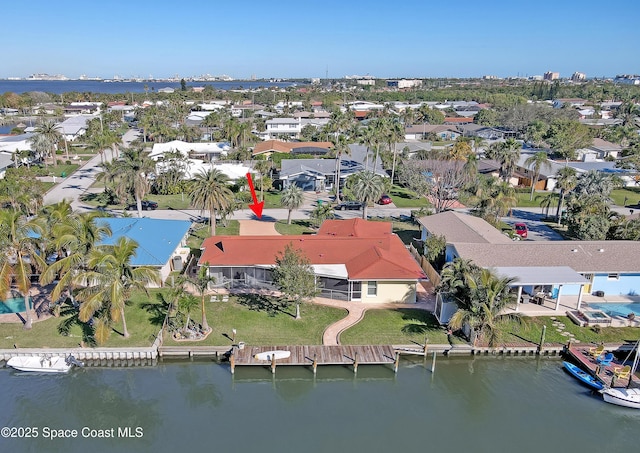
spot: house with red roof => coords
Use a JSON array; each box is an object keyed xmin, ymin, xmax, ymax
[{"xmin": 198, "ymin": 219, "xmax": 426, "ymax": 303}]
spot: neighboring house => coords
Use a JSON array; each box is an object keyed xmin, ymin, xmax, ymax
[
  {"xmin": 418, "ymin": 211, "xmax": 640, "ymax": 322},
  {"xmin": 261, "ymin": 118, "xmax": 302, "ymax": 140},
  {"xmin": 198, "ymin": 219, "xmax": 426, "ymax": 303},
  {"xmin": 149, "ymin": 140, "xmax": 229, "ymax": 161},
  {"xmin": 278, "ymin": 144, "xmax": 386, "ymax": 191},
  {"xmin": 55, "ymin": 115, "xmax": 95, "ymax": 141},
  {"xmin": 63, "ymin": 103, "xmax": 101, "ymax": 117},
  {"xmin": 404, "ymin": 124, "xmax": 461, "ymax": 141},
  {"xmin": 417, "ymin": 211, "xmax": 512, "ymax": 262},
  {"xmin": 253, "ymin": 140, "xmax": 333, "ymax": 158},
  {"xmin": 0, "ymin": 152, "xmax": 14, "ymax": 179},
  {"xmin": 461, "ymin": 125, "xmax": 518, "ymax": 141},
  {"xmin": 0, "ymin": 133, "xmax": 34, "ymax": 154},
  {"xmin": 96, "ymin": 217, "xmax": 192, "ymax": 286},
  {"xmin": 443, "ymin": 117, "xmax": 474, "ymax": 125},
  {"xmin": 587, "ymin": 138, "xmax": 623, "ymax": 160}
]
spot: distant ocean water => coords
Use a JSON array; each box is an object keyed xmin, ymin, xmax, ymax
[{"xmin": 0, "ymin": 80, "xmax": 298, "ymax": 95}]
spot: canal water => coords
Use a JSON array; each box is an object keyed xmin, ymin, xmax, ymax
[{"xmin": 1, "ymin": 356, "xmax": 637, "ymax": 453}]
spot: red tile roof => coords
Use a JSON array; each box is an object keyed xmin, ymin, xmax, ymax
[{"xmin": 199, "ymin": 220, "xmax": 425, "ymax": 280}]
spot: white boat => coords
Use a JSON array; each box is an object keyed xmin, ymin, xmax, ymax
[
  {"xmin": 601, "ymin": 388, "xmax": 640, "ymax": 409},
  {"xmin": 7, "ymin": 355, "xmax": 83, "ymax": 373},
  {"xmin": 254, "ymin": 350, "xmax": 291, "ymax": 361}
]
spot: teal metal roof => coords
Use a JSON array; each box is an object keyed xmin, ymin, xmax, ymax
[{"xmin": 97, "ymin": 217, "xmax": 191, "ymax": 266}]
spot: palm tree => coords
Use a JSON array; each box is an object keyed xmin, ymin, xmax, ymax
[
  {"xmin": 310, "ymin": 203, "xmax": 335, "ymax": 227},
  {"xmin": 74, "ymin": 237, "xmax": 160, "ymax": 343},
  {"xmin": 280, "ymin": 185, "xmax": 304, "ymax": 225},
  {"xmin": 190, "ymin": 168, "xmax": 233, "ymax": 235},
  {"xmin": 0, "ymin": 210, "xmax": 46, "ymax": 329},
  {"xmin": 178, "ymin": 264, "xmax": 216, "ymax": 332},
  {"xmin": 486, "ymin": 139, "xmax": 521, "ymax": 182},
  {"xmin": 524, "ymin": 151, "xmax": 551, "ymax": 200},
  {"xmin": 108, "ymin": 148, "xmax": 156, "ymax": 217},
  {"xmin": 31, "ymin": 120, "xmax": 62, "ymax": 167},
  {"xmin": 472, "ymin": 177, "xmax": 517, "ymax": 225},
  {"xmin": 253, "ymin": 160, "xmax": 273, "ymax": 202},
  {"xmin": 349, "ymin": 171, "xmax": 385, "ymax": 219},
  {"xmin": 448, "ymin": 267, "xmax": 521, "ymax": 347},
  {"xmin": 330, "ymin": 134, "xmax": 351, "ymax": 201},
  {"xmin": 535, "ymin": 192, "xmax": 557, "ymax": 218},
  {"xmin": 555, "ymin": 166, "xmax": 577, "ymax": 225},
  {"xmin": 40, "ymin": 212, "xmax": 112, "ymax": 304},
  {"xmin": 382, "ymin": 117, "xmax": 404, "ymax": 182}
]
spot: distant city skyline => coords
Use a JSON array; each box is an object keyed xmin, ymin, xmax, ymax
[{"xmin": 2, "ymin": 0, "xmax": 637, "ymax": 80}]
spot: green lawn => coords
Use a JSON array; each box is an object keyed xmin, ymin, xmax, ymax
[
  {"xmin": 504, "ymin": 316, "xmax": 640, "ymax": 346},
  {"xmin": 611, "ymin": 187, "xmax": 640, "ymax": 207},
  {"xmin": 187, "ymin": 220, "xmax": 240, "ymax": 250},
  {"xmin": 368, "ymin": 217, "xmax": 421, "ymax": 245},
  {"xmin": 274, "ymin": 219, "xmax": 315, "ymax": 235},
  {"xmin": 0, "ymin": 290, "xmax": 163, "ymax": 349},
  {"xmin": 515, "ymin": 191, "xmax": 550, "ymax": 208},
  {"xmin": 163, "ymin": 298, "xmax": 347, "ymax": 346},
  {"xmin": 388, "ymin": 186, "xmax": 431, "ymax": 208},
  {"xmin": 340, "ymin": 309, "xmax": 452, "ymax": 345}
]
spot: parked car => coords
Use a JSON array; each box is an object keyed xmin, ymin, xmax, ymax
[
  {"xmin": 514, "ymin": 223, "xmax": 528, "ymax": 239},
  {"xmin": 378, "ymin": 194, "xmax": 392, "ymax": 205},
  {"xmin": 334, "ymin": 201, "xmax": 363, "ymax": 210},
  {"xmin": 127, "ymin": 200, "xmax": 158, "ymax": 211}
]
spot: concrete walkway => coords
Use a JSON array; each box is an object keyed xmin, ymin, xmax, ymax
[
  {"xmin": 317, "ymin": 282, "xmax": 436, "ymax": 346},
  {"xmin": 238, "ymin": 220, "xmax": 280, "ymax": 235}
]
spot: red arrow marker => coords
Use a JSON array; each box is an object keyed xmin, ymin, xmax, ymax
[{"xmin": 246, "ymin": 172, "xmax": 264, "ymax": 219}]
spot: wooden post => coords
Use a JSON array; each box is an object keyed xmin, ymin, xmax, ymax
[
  {"xmin": 353, "ymin": 351, "xmax": 359, "ymax": 374},
  {"xmin": 538, "ymin": 325, "xmax": 547, "ymax": 354},
  {"xmin": 393, "ymin": 351, "xmax": 400, "ymax": 373},
  {"xmin": 312, "ymin": 353, "xmax": 317, "ymax": 375},
  {"xmin": 431, "ymin": 351, "xmax": 437, "ymax": 373},
  {"xmin": 230, "ymin": 352, "xmax": 235, "ymax": 375},
  {"xmin": 271, "ymin": 353, "xmax": 276, "ymax": 374},
  {"xmin": 423, "ymin": 336, "xmax": 429, "ymax": 358}
]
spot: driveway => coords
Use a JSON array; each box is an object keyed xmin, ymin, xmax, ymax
[
  {"xmin": 502, "ymin": 209, "xmax": 565, "ymax": 241},
  {"xmin": 238, "ymin": 220, "xmax": 280, "ymax": 235}
]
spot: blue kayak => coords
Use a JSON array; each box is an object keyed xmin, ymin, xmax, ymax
[{"xmin": 563, "ymin": 361, "xmax": 604, "ymax": 391}]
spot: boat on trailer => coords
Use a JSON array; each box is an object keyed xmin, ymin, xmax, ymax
[
  {"xmin": 562, "ymin": 361, "xmax": 604, "ymax": 391},
  {"xmin": 7, "ymin": 355, "xmax": 83, "ymax": 373}
]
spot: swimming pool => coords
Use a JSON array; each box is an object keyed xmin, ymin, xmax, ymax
[
  {"xmin": 588, "ymin": 302, "xmax": 640, "ymax": 318},
  {"xmin": 0, "ymin": 297, "xmax": 26, "ymax": 314}
]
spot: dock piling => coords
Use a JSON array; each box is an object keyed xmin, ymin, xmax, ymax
[
  {"xmin": 312, "ymin": 353, "xmax": 317, "ymax": 375},
  {"xmin": 271, "ymin": 353, "xmax": 276, "ymax": 374},
  {"xmin": 230, "ymin": 352, "xmax": 235, "ymax": 375},
  {"xmin": 393, "ymin": 351, "xmax": 400, "ymax": 373},
  {"xmin": 353, "ymin": 351, "xmax": 359, "ymax": 374}
]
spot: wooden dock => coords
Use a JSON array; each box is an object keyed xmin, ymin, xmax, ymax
[
  {"xmin": 566, "ymin": 345, "xmax": 639, "ymax": 388},
  {"xmin": 231, "ymin": 345, "xmax": 397, "ymax": 374}
]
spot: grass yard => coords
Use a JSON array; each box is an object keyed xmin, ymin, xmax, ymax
[
  {"xmin": 340, "ymin": 309, "xmax": 452, "ymax": 345},
  {"xmin": 274, "ymin": 219, "xmax": 315, "ymax": 235},
  {"xmin": 611, "ymin": 187, "xmax": 640, "ymax": 207},
  {"xmin": 187, "ymin": 220, "xmax": 240, "ymax": 250},
  {"xmin": 388, "ymin": 186, "xmax": 431, "ymax": 208},
  {"xmin": 368, "ymin": 217, "xmax": 421, "ymax": 245},
  {"xmin": 162, "ymin": 298, "xmax": 347, "ymax": 346},
  {"xmin": 0, "ymin": 290, "xmax": 164, "ymax": 349}
]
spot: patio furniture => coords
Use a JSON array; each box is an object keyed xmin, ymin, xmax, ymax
[
  {"xmin": 521, "ymin": 294, "xmax": 530, "ymax": 304},
  {"xmin": 589, "ymin": 345, "xmax": 605, "ymax": 358},
  {"xmin": 614, "ymin": 365, "xmax": 631, "ymax": 380},
  {"xmin": 596, "ymin": 353, "xmax": 614, "ymax": 367}
]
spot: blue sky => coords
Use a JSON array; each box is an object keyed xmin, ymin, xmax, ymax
[{"xmin": 2, "ymin": 0, "xmax": 637, "ymax": 79}]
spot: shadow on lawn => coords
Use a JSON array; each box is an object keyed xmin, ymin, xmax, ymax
[
  {"xmin": 398, "ymin": 308, "xmax": 442, "ymax": 335},
  {"xmin": 236, "ymin": 293, "xmax": 294, "ymax": 317}
]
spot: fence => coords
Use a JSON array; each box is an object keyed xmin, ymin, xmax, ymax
[{"xmin": 409, "ymin": 244, "xmax": 441, "ymax": 288}]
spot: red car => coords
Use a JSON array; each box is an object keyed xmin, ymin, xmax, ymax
[
  {"xmin": 514, "ymin": 223, "xmax": 528, "ymax": 239},
  {"xmin": 378, "ymin": 194, "xmax": 392, "ymax": 205}
]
